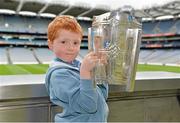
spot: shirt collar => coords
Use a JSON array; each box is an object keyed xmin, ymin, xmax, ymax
[{"xmin": 54, "ymin": 57, "xmax": 80, "ymax": 67}]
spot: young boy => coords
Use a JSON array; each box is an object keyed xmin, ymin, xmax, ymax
[{"xmin": 45, "ymin": 15, "xmax": 109, "ymax": 122}]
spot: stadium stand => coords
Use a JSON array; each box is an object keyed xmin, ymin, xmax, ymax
[
  {"xmin": 176, "ymin": 20, "xmax": 180, "ymax": 34},
  {"xmin": 0, "ymin": 47, "xmax": 8, "ymax": 64},
  {"xmin": 33, "ymin": 48, "xmax": 54, "ymax": 64},
  {"xmin": 0, "ymin": 15, "xmax": 51, "ymax": 33},
  {"xmin": 0, "ymin": 7, "xmax": 180, "ymax": 66},
  {"xmin": 139, "ymin": 49, "xmax": 180, "ymax": 65},
  {"xmin": 0, "ymin": 1, "xmax": 180, "ymax": 66},
  {"xmin": 0, "ymin": 14, "xmax": 91, "ymax": 35},
  {"xmin": 9, "ymin": 47, "xmax": 38, "ymax": 64},
  {"xmin": 158, "ymin": 20, "xmax": 176, "ymax": 33},
  {"xmin": 79, "ymin": 49, "xmax": 88, "ymax": 57},
  {"xmin": 142, "ymin": 22, "xmax": 157, "ymax": 34}
]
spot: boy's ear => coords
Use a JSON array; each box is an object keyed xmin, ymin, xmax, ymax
[{"xmin": 48, "ymin": 39, "xmax": 53, "ymax": 50}]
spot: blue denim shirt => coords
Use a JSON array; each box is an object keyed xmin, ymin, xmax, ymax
[{"xmin": 45, "ymin": 58, "xmax": 109, "ymax": 122}]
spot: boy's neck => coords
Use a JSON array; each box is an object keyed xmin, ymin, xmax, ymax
[{"xmin": 55, "ymin": 57, "xmax": 75, "ymax": 65}]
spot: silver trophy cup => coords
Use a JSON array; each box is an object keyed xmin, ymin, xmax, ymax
[{"xmin": 88, "ymin": 6, "xmax": 142, "ymax": 91}]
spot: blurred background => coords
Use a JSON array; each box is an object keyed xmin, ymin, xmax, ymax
[{"xmin": 0, "ymin": 0, "xmax": 180, "ymax": 122}]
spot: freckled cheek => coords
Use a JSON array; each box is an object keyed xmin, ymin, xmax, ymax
[
  {"xmin": 53, "ymin": 47, "xmax": 64, "ymax": 55},
  {"xmin": 55, "ymin": 45, "xmax": 66, "ymax": 51},
  {"xmin": 55, "ymin": 52, "xmax": 66, "ymax": 59}
]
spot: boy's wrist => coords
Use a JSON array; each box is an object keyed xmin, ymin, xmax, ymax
[{"xmin": 80, "ymin": 70, "xmax": 91, "ymax": 79}]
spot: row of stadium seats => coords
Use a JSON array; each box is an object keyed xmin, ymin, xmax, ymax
[
  {"xmin": 1, "ymin": 14, "xmax": 180, "ymax": 35},
  {"xmin": 0, "ymin": 15, "xmax": 90, "ymax": 35},
  {"xmin": 0, "ymin": 47, "xmax": 179, "ymax": 66},
  {"xmin": 0, "ymin": 15, "xmax": 50, "ymax": 34},
  {"xmin": 139, "ymin": 49, "xmax": 180, "ymax": 66},
  {"xmin": 142, "ymin": 19, "xmax": 180, "ymax": 34},
  {"xmin": 0, "ymin": 37, "xmax": 47, "ymax": 46},
  {"xmin": 0, "ymin": 47, "xmax": 87, "ymax": 64}
]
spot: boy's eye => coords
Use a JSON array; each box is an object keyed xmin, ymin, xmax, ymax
[
  {"xmin": 74, "ymin": 41, "xmax": 80, "ymax": 45},
  {"xmin": 74, "ymin": 42, "xmax": 78, "ymax": 45},
  {"xmin": 61, "ymin": 41, "xmax": 66, "ymax": 44}
]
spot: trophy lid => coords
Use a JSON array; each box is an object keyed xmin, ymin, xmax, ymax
[{"xmin": 92, "ymin": 12, "xmax": 110, "ymax": 26}]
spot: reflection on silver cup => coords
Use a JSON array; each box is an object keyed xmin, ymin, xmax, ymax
[{"xmin": 89, "ymin": 6, "xmax": 142, "ymax": 92}]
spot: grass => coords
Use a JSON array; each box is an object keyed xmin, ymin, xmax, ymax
[
  {"xmin": 0, "ymin": 64, "xmax": 49, "ymax": 75},
  {"xmin": 0, "ymin": 64, "xmax": 179, "ymax": 75},
  {"xmin": 137, "ymin": 64, "xmax": 180, "ymax": 73}
]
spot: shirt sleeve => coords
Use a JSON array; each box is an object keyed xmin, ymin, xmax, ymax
[
  {"xmin": 97, "ymin": 83, "xmax": 109, "ymax": 100},
  {"xmin": 49, "ymin": 68, "xmax": 98, "ymax": 113}
]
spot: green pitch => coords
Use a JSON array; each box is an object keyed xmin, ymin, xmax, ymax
[
  {"xmin": 0, "ymin": 64, "xmax": 49, "ymax": 75},
  {"xmin": 0, "ymin": 64, "xmax": 179, "ymax": 75},
  {"xmin": 137, "ymin": 64, "xmax": 180, "ymax": 73}
]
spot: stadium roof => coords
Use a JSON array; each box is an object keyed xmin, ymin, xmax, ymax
[{"xmin": 0, "ymin": 0, "xmax": 180, "ymax": 20}]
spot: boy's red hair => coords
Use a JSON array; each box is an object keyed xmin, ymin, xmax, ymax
[{"xmin": 47, "ymin": 15, "xmax": 83, "ymax": 42}]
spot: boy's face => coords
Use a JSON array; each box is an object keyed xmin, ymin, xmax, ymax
[{"xmin": 48, "ymin": 29, "xmax": 81, "ymax": 63}]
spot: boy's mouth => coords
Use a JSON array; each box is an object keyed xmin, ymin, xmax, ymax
[{"xmin": 66, "ymin": 53, "xmax": 74, "ymax": 55}]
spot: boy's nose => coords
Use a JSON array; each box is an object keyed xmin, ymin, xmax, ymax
[{"xmin": 67, "ymin": 42, "xmax": 74, "ymax": 49}]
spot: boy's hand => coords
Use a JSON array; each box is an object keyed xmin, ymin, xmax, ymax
[
  {"xmin": 80, "ymin": 51, "xmax": 108, "ymax": 79},
  {"xmin": 80, "ymin": 52, "xmax": 98, "ymax": 79}
]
